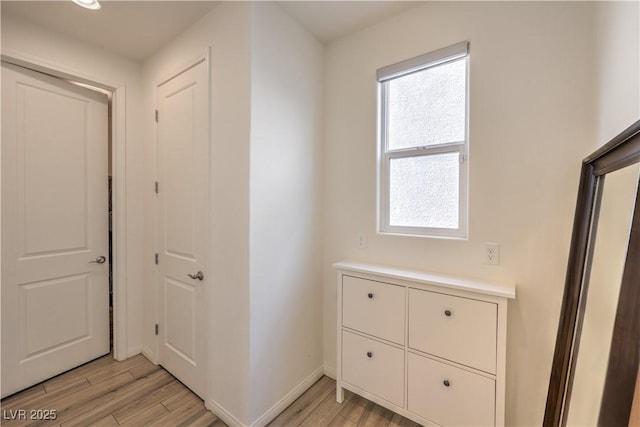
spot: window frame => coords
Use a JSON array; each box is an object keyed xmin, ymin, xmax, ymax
[{"xmin": 377, "ymin": 42, "xmax": 469, "ymax": 239}]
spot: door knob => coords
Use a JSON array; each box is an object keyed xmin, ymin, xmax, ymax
[
  {"xmin": 188, "ymin": 271, "xmax": 204, "ymax": 281},
  {"xmin": 89, "ymin": 256, "xmax": 106, "ymax": 264}
]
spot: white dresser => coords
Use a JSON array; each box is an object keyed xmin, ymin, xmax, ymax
[{"xmin": 335, "ymin": 262, "xmax": 515, "ymax": 427}]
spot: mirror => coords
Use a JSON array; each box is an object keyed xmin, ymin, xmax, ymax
[
  {"xmin": 544, "ymin": 120, "xmax": 640, "ymax": 427},
  {"xmin": 565, "ymin": 163, "xmax": 639, "ymax": 425}
]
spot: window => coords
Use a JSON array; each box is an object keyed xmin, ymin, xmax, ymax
[{"xmin": 378, "ymin": 41, "xmax": 469, "ymax": 238}]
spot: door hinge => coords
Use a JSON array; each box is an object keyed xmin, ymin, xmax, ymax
[
  {"xmin": 155, "ymin": 109, "xmax": 158, "ymax": 122},
  {"xmin": 154, "ymin": 181, "xmax": 159, "ymax": 194},
  {"xmin": 155, "ymin": 324, "xmax": 159, "ymax": 335},
  {"xmin": 154, "ymin": 253, "xmax": 159, "ymax": 265}
]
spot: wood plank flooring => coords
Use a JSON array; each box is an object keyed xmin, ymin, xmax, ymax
[
  {"xmin": 0, "ymin": 355, "xmax": 221, "ymax": 427},
  {"xmin": 268, "ymin": 377, "xmax": 420, "ymax": 427},
  {"xmin": 1, "ymin": 355, "xmax": 420, "ymax": 426}
]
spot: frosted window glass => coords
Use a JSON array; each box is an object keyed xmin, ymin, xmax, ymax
[
  {"xmin": 388, "ymin": 59, "xmax": 466, "ymax": 150},
  {"xmin": 389, "ymin": 153, "xmax": 459, "ymax": 228}
]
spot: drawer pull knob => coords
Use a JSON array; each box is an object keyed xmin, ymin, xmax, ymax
[
  {"xmin": 367, "ymin": 293, "xmax": 374, "ymax": 299},
  {"xmin": 366, "ymin": 352, "xmax": 373, "ymax": 358},
  {"xmin": 443, "ymin": 380, "xmax": 451, "ymax": 387},
  {"xmin": 444, "ymin": 310, "xmax": 452, "ymax": 317}
]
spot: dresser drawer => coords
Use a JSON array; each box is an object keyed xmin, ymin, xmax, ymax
[
  {"xmin": 408, "ymin": 353, "xmax": 495, "ymax": 426},
  {"xmin": 342, "ymin": 330, "xmax": 404, "ymax": 407},
  {"xmin": 408, "ymin": 289, "xmax": 497, "ymax": 373},
  {"xmin": 342, "ymin": 276, "xmax": 405, "ymax": 344}
]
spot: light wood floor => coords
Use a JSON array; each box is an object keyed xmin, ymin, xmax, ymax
[
  {"xmin": 1, "ymin": 355, "xmax": 420, "ymax": 427},
  {"xmin": 267, "ymin": 377, "xmax": 420, "ymax": 427}
]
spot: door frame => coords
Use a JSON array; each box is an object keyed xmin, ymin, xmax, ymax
[
  {"xmin": 1, "ymin": 51, "xmax": 129, "ymax": 361},
  {"xmin": 153, "ymin": 49, "xmax": 211, "ymax": 392}
]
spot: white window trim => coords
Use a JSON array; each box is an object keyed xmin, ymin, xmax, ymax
[{"xmin": 377, "ymin": 42, "xmax": 469, "ymax": 239}]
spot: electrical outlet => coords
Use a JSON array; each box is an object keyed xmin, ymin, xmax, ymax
[
  {"xmin": 484, "ymin": 243, "xmax": 500, "ymax": 265},
  {"xmin": 357, "ymin": 232, "xmax": 366, "ymax": 249}
]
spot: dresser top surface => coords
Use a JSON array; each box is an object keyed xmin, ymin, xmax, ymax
[{"xmin": 334, "ymin": 261, "xmax": 516, "ymax": 299}]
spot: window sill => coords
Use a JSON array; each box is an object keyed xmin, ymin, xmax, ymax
[{"xmin": 377, "ymin": 230, "xmax": 469, "ymax": 241}]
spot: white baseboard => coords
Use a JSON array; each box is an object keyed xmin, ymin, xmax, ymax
[
  {"xmin": 251, "ymin": 366, "xmax": 325, "ymax": 427},
  {"xmin": 206, "ymin": 398, "xmax": 246, "ymax": 427},
  {"xmin": 323, "ymin": 365, "xmax": 337, "ymax": 380},
  {"xmin": 140, "ymin": 346, "xmax": 155, "ymax": 363},
  {"xmin": 125, "ymin": 346, "xmax": 142, "ymax": 359}
]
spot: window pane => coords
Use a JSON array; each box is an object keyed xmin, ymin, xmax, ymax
[
  {"xmin": 389, "ymin": 153, "xmax": 459, "ymax": 229},
  {"xmin": 387, "ymin": 59, "xmax": 466, "ymax": 150}
]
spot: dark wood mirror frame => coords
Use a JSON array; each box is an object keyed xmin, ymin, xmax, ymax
[{"xmin": 544, "ymin": 120, "xmax": 640, "ymax": 426}]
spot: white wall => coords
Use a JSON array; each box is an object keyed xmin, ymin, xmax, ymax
[
  {"xmin": 142, "ymin": 3, "xmax": 324, "ymax": 424},
  {"xmin": 141, "ymin": 3, "xmax": 253, "ymax": 423},
  {"xmin": 248, "ymin": 2, "xmax": 324, "ymax": 423},
  {"xmin": 322, "ymin": 2, "xmax": 597, "ymax": 425},
  {"xmin": 1, "ymin": 13, "xmax": 145, "ymax": 358},
  {"xmin": 595, "ymin": 0, "xmax": 640, "ymax": 145}
]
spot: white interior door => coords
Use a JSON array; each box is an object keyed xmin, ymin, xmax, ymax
[
  {"xmin": 1, "ymin": 62, "xmax": 109, "ymax": 398},
  {"xmin": 157, "ymin": 59, "xmax": 208, "ymax": 399}
]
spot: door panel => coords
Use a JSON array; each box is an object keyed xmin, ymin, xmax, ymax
[
  {"xmin": 1, "ymin": 62, "xmax": 109, "ymax": 398},
  {"xmin": 21, "ymin": 275, "xmax": 90, "ymax": 358},
  {"xmin": 21, "ymin": 83, "xmax": 89, "ymax": 255},
  {"xmin": 157, "ymin": 59, "xmax": 208, "ymax": 399},
  {"xmin": 165, "ymin": 278, "xmax": 196, "ymax": 362},
  {"xmin": 165, "ymin": 84, "xmax": 196, "ymax": 260}
]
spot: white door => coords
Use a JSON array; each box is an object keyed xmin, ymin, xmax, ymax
[
  {"xmin": 157, "ymin": 59, "xmax": 208, "ymax": 398},
  {"xmin": 1, "ymin": 62, "xmax": 109, "ymax": 398}
]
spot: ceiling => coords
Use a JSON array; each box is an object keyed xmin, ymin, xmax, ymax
[
  {"xmin": 1, "ymin": 1, "xmax": 421, "ymax": 62},
  {"xmin": 277, "ymin": 1, "xmax": 420, "ymax": 44},
  {"xmin": 1, "ymin": 1, "xmax": 221, "ymax": 61}
]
